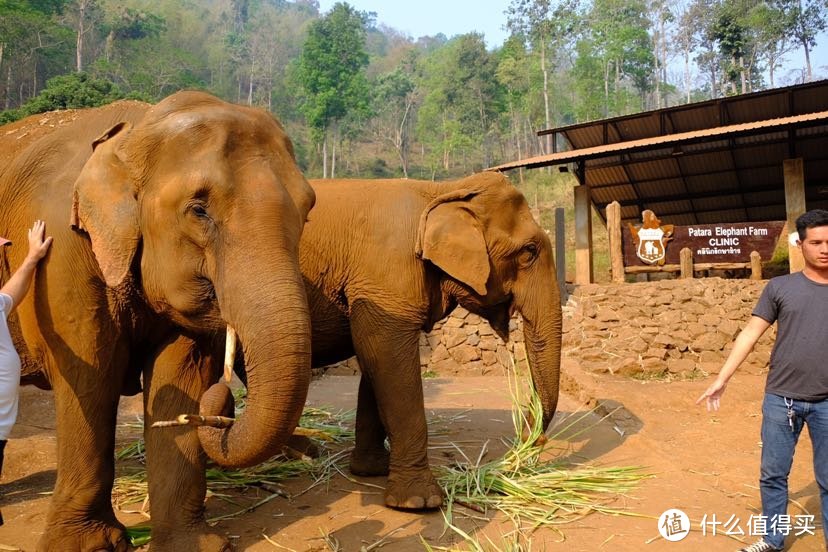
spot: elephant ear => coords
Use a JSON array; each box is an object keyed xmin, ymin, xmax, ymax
[
  {"xmin": 416, "ymin": 191, "xmax": 490, "ymax": 296},
  {"xmin": 70, "ymin": 122, "xmax": 140, "ymax": 288}
]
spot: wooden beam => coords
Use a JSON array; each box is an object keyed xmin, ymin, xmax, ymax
[
  {"xmin": 750, "ymin": 251, "xmax": 762, "ymax": 280},
  {"xmin": 784, "ymin": 158, "xmax": 806, "ymax": 272},
  {"xmin": 555, "ymin": 207, "xmax": 567, "ymax": 303},
  {"xmin": 625, "ymin": 262, "xmax": 752, "ymax": 274},
  {"xmin": 680, "ymin": 248, "xmax": 693, "ymax": 279},
  {"xmin": 607, "ymin": 201, "xmax": 624, "ymax": 283},
  {"xmin": 574, "ymin": 184, "xmax": 593, "ymax": 284}
]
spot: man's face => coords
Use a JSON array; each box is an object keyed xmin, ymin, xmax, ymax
[{"xmin": 799, "ymin": 225, "xmax": 828, "ymax": 271}]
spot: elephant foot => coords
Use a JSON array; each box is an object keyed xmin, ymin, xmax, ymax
[
  {"xmin": 384, "ymin": 469, "xmax": 444, "ymax": 510},
  {"xmin": 38, "ymin": 519, "xmax": 129, "ymax": 552},
  {"xmin": 149, "ymin": 524, "xmax": 230, "ymax": 552},
  {"xmin": 349, "ymin": 447, "xmax": 390, "ymax": 476}
]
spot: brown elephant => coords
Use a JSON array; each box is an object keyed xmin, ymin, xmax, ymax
[
  {"xmin": 300, "ymin": 172, "xmax": 562, "ymax": 510},
  {"xmin": 0, "ymin": 91, "xmax": 314, "ymax": 551}
]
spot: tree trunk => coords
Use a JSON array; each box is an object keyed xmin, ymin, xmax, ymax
[
  {"xmin": 105, "ymin": 31, "xmax": 114, "ymax": 62},
  {"xmin": 604, "ymin": 61, "xmax": 610, "ymax": 117},
  {"xmin": 322, "ymin": 132, "xmax": 328, "ymax": 179},
  {"xmin": 397, "ymin": 98, "xmax": 412, "ymax": 177},
  {"xmin": 0, "ymin": 43, "xmax": 4, "ymax": 109},
  {"xmin": 740, "ymin": 56, "xmax": 746, "ymax": 94},
  {"xmin": 247, "ymin": 59, "xmax": 254, "ymax": 105},
  {"xmin": 540, "ymin": 41, "xmax": 552, "ymax": 154},
  {"xmin": 5, "ymin": 67, "xmax": 11, "ymax": 110},
  {"xmin": 76, "ymin": 0, "xmax": 86, "ymax": 72},
  {"xmin": 803, "ymin": 43, "xmax": 812, "ymax": 82},
  {"xmin": 331, "ymin": 125, "xmax": 337, "ymax": 179}
]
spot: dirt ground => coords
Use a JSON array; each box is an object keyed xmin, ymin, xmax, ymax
[{"xmin": 1, "ymin": 361, "xmax": 825, "ymax": 551}]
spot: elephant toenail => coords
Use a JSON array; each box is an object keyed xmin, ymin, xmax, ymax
[
  {"xmin": 403, "ymin": 496, "xmax": 426, "ymax": 509},
  {"xmin": 427, "ymin": 495, "xmax": 443, "ymax": 508}
]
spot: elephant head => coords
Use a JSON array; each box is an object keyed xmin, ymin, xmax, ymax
[
  {"xmin": 417, "ymin": 171, "xmax": 562, "ymax": 433},
  {"xmin": 70, "ymin": 91, "xmax": 315, "ymax": 468}
]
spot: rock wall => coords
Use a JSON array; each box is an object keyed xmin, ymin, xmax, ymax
[
  {"xmin": 563, "ymin": 277, "xmax": 774, "ymax": 377},
  {"xmin": 321, "ymin": 308, "xmax": 527, "ymax": 376},
  {"xmin": 321, "ymin": 277, "xmax": 775, "ymax": 378}
]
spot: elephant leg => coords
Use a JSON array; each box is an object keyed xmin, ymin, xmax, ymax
[
  {"xmin": 349, "ymin": 305, "xmax": 442, "ymax": 510},
  {"xmin": 349, "ymin": 375, "xmax": 390, "ymax": 476},
  {"xmin": 143, "ymin": 334, "xmax": 230, "ymax": 552},
  {"xmin": 38, "ymin": 349, "xmax": 129, "ymax": 551}
]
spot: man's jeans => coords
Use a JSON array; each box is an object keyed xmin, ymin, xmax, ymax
[{"xmin": 760, "ymin": 393, "xmax": 828, "ymax": 549}]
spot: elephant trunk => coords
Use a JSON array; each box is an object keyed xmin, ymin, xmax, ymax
[
  {"xmin": 198, "ymin": 253, "xmax": 311, "ymax": 468},
  {"xmin": 516, "ymin": 256, "xmax": 563, "ymax": 433}
]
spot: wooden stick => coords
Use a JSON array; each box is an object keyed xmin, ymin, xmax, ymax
[{"xmin": 151, "ymin": 414, "xmax": 235, "ymax": 429}]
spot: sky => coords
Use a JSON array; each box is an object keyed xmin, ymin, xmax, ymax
[
  {"xmin": 317, "ymin": 0, "xmax": 511, "ymax": 49},
  {"xmin": 317, "ymin": 0, "xmax": 828, "ymax": 84}
]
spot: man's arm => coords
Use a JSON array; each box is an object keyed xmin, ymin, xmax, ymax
[
  {"xmin": 695, "ymin": 315, "xmax": 772, "ymax": 411},
  {"xmin": 0, "ymin": 221, "xmax": 52, "ymax": 311}
]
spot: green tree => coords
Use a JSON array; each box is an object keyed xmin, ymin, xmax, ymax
[
  {"xmin": 415, "ymin": 33, "xmax": 499, "ymax": 175},
  {"xmin": 0, "ymin": 0, "xmax": 74, "ymax": 109},
  {"xmin": 0, "ymin": 71, "xmax": 127, "ymax": 123},
  {"xmin": 574, "ymin": 0, "xmax": 654, "ymax": 117},
  {"xmin": 506, "ymin": 0, "xmax": 580, "ymax": 152},
  {"xmin": 750, "ymin": 1, "xmax": 793, "ymax": 87},
  {"xmin": 294, "ymin": 1, "xmax": 372, "ymax": 177},
  {"xmin": 370, "ymin": 63, "xmax": 417, "ymax": 176},
  {"xmin": 495, "ymin": 35, "xmax": 532, "ymax": 162},
  {"xmin": 779, "ymin": 0, "xmax": 826, "ymax": 80}
]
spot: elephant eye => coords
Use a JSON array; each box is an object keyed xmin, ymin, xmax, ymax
[
  {"xmin": 188, "ymin": 201, "xmax": 210, "ymax": 219},
  {"xmin": 518, "ymin": 243, "xmax": 539, "ymax": 266}
]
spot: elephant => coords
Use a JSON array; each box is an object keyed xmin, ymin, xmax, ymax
[
  {"xmin": 0, "ymin": 91, "xmax": 315, "ymax": 551},
  {"xmin": 299, "ymin": 171, "xmax": 562, "ymax": 510}
]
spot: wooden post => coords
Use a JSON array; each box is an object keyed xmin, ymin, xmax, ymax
[
  {"xmin": 555, "ymin": 207, "xmax": 567, "ymax": 304},
  {"xmin": 750, "ymin": 251, "xmax": 762, "ymax": 280},
  {"xmin": 784, "ymin": 158, "xmax": 806, "ymax": 273},
  {"xmin": 607, "ymin": 201, "xmax": 624, "ymax": 283},
  {"xmin": 680, "ymin": 247, "xmax": 693, "ymax": 279},
  {"xmin": 574, "ymin": 184, "xmax": 593, "ymax": 285}
]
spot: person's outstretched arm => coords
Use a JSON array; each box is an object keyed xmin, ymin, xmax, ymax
[
  {"xmin": 0, "ymin": 220, "xmax": 53, "ymax": 311},
  {"xmin": 695, "ymin": 315, "xmax": 771, "ymax": 411}
]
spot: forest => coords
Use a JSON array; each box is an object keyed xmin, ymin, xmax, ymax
[{"xmin": 0, "ymin": 0, "xmax": 826, "ymax": 179}]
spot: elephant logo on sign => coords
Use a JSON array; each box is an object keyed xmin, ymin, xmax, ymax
[{"xmin": 629, "ymin": 210, "xmax": 674, "ymax": 265}]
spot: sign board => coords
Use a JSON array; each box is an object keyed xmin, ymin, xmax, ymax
[{"xmin": 623, "ymin": 214, "xmax": 786, "ymax": 266}]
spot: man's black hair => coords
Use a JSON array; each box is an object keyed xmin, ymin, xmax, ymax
[{"xmin": 796, "ymin": 209, "xmax": 828, "ymax": 240}]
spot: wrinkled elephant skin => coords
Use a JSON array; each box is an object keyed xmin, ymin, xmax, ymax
[
  {"xmin": 0, "ymin": 91, "xmax": 314, "ymax": 551},
  {"xmin": 299, "ymin": 172, "xmax": 562, "ymax": 510}
]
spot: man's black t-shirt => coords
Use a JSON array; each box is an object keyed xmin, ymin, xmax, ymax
[{"xmin": 752, "ymin": 272, "xmax": 828, "ymax": 401}]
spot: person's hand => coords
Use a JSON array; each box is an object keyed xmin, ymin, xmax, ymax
[
  {"xmin": 26, "ymin": 220, "xmax": 53, "ymax": 262},
  {"xmin": 696, "ymin": 378, "xmax": 727, "ymax": 411}
]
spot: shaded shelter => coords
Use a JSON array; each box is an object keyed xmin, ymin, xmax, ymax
[{"xmin": 489, "ymin": 80, "xmax": 828, "ymax": 283}]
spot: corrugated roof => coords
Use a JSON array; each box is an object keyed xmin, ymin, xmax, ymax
[{"xmin": 489, "ymin": 80, "xmax": 828, "ymax": 224}]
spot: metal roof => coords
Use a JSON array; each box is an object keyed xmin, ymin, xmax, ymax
[{"xmin": 488, "ymin": 80, "xmax": 828, "ymax": 225}]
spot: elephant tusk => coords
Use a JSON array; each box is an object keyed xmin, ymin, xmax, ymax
[
  {"xmin": 151, "ymin": 414, "xmax": 235, "ymax": 428},
  {"xmin": 224, "ymin": 325, "xmax": 237, "ymax": 383}
]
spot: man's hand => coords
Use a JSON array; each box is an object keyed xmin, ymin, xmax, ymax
[
  {"xmin": 696, "ymin": 378, "xmax": 727, "ymax": 411},
  {"xmin": 26, "ymin": 220, "xmax": 52, "ymax": 262}
]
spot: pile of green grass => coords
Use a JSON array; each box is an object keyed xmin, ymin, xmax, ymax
[{"xmin": 429, "ymin": 370, "xmax": 650, "ymax": 550}]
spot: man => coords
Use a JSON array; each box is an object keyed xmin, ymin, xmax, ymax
[
  {"xmin": 697, "ymin": 209, "xmax": 828, "ymax": 552},
  {"xmin": 0, "ymin": 220, "xmax": 52, "ymax": 526}
]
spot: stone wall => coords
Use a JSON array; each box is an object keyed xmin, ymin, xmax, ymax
[
  {"xmin": 322, "ymin": 277, "xmax": 774, "ymax": 378},
  {"xmin": 322, "ymin": 308, "xmax": 527, "ymax": 376},
  {"xmin": 563, "ymin": 277, "xmax": 774, "ymax": 377}
]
